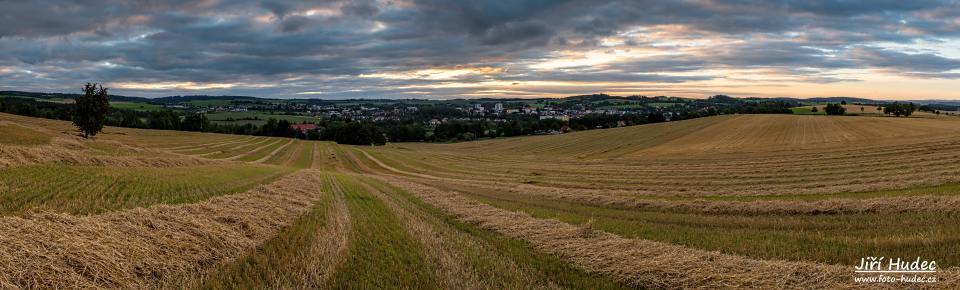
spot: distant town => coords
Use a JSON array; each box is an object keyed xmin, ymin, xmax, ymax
[{"xmin": 2, "ymin": 90, "xmax": 956, "ymax": 145}]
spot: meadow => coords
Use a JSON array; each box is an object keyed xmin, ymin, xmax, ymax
[
  {"xmin": 206, "ymin": 111, "xmax": 317, "ymax": 126},
  {"xmin": 1, "ymin": 111, "xmax": 959, "ymax": 288},
  {"xmin": 110, "ymin": 101, "xmax": 165, "ymax": 112}
]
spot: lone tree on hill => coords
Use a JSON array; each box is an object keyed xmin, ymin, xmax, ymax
[{"xmin": 73, "ymin": 83, "xmax": 110, "ymax": 138}]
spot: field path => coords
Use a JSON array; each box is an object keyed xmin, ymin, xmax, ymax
[
  {"xmin": 310, "ymin": 173, "xmax": 354, "ymax": 284},
  {"xmin": 201, "ymin": 172, "xmax": 354, "ymax": 288},
  {"xmin": 0, "ymin": 144, "xmax": 219, "ymax": 169},
  {"xmin": 357, "ymin": 178, "xmax": 485, "ymax": 289}
]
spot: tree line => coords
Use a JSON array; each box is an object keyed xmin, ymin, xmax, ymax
[
  {"xmin": 0, "ymin": 94, "xmax": 797, "ymax": 145},
  {"xmin": 882, "ymin": 102, "xmax": 916, "ymax": 117},
  {"xmin": 1, "ymin": 84, "xmax": 816, "ymax": 145},
  {"xmin": 0, "ymin": 94, "xmax": 390, "ymax": 145}
]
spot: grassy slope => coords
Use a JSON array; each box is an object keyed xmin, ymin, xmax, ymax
[
  {"xmin": 110, "ymin": 101, "xmax": 164, "ymax": 112},
  {"xmin": 0, "ymin": 164, "xmax": 292, "ymax": 215},
  {"xmin": 201, "ymin": 174, "xmax": 338, "ymax": 289},
  {"xmin": 206, "ymin": 111, "xmax": 317, "ymax": 126},
  {"xmin": 370, "ymin": 177, "xmax": 637, "ymax": 289},
  {"xmin": 365, "ymin": 114, "xmax": 960, "ymax": 200},
  {"xmin": 0, "ymin": 113, "xmax": 303, "ymax": 217},
  {"xmin": 204, "ymin": 172, "xmax": 637, "ymax": 289},
  {"xmin": 0, "ymin": 124, "xmax": 51, "ymax": 145},
  {"xmin": 405, "ymin": 114, "xmax": 960, "ymax": 160},
  {"xmin": 206, "ymin": 138, "xmax": 282, "ymax": 159},
  {"xmin": 354, "ymin": 170, "xmax": 960, "ymax": 269},
  {"xmin": 7, "ymin": 111, "xmax": 960, "ymax": 287},
  {"xmin": 348, "ymin": 114, "xmax": 960, "ymax": 271},
  {"xmin": 454, "ymin": 183, "xmax": 960, "ymax": 266},
  {"xmin": 325, "ymin": 174, "xmax": 440, "ymax": 288},
  {"xmin": 791, "ymin": 106, "xmax": 825, "ymax": 115},
  {"xmin": 237, "ymin": 139, "xmax": 292, "ymax": 162}
]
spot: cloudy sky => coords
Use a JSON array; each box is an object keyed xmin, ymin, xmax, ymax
[{"xmin": 2, "ymin": 0, "xmax": 960, "ymax": 100}]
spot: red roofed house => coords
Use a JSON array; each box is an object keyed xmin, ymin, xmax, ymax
[{"xmin": 291, "ymin": 123, "xmax": 318, "ymax": 132}]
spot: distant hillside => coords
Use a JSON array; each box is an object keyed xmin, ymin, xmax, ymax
[
  {"xmin": 763, "ymin": 96, "xmax": 883, "ymax": 104},
  {"xmin": 152, "ymin": 95, "xmax": 261, "ymax": 103},
  {"xmin": 440, "ymin": 114, "xmax": 960, "ymax": 159},
  {"xmin": 909, "ymin": 100, "xmax": 960, "ymax": 106},
  {"xmin": 804, "ymin": 97, "xmax": 882, "ymax": 104},
  {"xmin": 1, "ymin": 90, "xmax": 946, "ymax": 106},
  {"xmin": 0, "ymin": 91, "xmax": 148, "ymax": 103}
]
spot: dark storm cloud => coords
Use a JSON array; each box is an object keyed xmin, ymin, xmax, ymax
[
  {"xmin": 847, "ymin": 46, "xmax": 960, "ymax": 78},
  {"xmin": 707, "ymin": 41, "xmax": 856, "ymax": 69},
  {"xmin": 0, "ymin": 0, "xmax": 959, "ymax": 98},
  {"xmin": 785, "ymin": 0, "xmax": 945, "ymax": 16},
  {"xmin": 505, "ymin": 71, "xmax": 714, "ymax": 83}
]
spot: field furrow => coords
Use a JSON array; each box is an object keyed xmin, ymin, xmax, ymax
[
  {"xmin": 6, "ymin": 111, "xmax": 960, "ymax": 288},
  {"xmin": 376, "ymin": 176, "xmax": 960, "ymax": 289},
  {"xmin": 201, "ymin": 173, "xmax": 352, "ymax": 288}
]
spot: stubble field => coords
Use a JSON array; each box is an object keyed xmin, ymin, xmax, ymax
[{"xmin": 1, "ymin": 111, "xmax": 959, "ymax": 289}]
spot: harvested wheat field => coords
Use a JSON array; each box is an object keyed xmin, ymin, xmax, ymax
[{"xmin": 2, "ymin": 111, "xmax": 959, "ymax": 289}]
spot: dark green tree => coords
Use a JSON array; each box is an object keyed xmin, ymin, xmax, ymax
[
  {"xmin": 646, "ymin": 112, "xmax": 666, "ymax": 123},
  {"xmin": 147, "ymin": 110, "xmax": 181, "ymax": 130},
  {"xmin": 73, "ymin": 83, "xmax": 110, "ymax": 138},
  {"xmin": 259, "ymin": 118, "xmax": 278, "ymax": 136},
  {"xmin": 181, "ymin": 113, "xmax": 209, "ymax": 131},
  {"xmin": 318, "ymin": 121, "xmax": 385, "ymax": 145},
  {"xmin": 883, "ymin": 102, "xmax": 916, "ymax": 117},
  {"xmin": 116, "ymin": 110, "xmax": 145, "ymax": 128},
  {"xmin": 824, "ymin": 103, "xmax": 846, "ymax": 115},
  {"xmin": 274, "ymin": 119, "xmax": 297, "ymax": 137}
]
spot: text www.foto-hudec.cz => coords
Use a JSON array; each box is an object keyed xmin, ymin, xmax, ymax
[{"xmin": 853, "ymin": 256, "xmax": 938, "ymax": 283}]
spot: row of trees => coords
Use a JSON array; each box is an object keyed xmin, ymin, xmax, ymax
[
  {"xmin": 0, "ymin": 97, "xmax": 74, "ymax": 120},
  {"xmin": 430, "ymin": 117, "xmax": 572, "ymax": 141},
  {"xmin": 0, "ymin": 92, "xmax": 779, "ymax": 144},
  {"xmin": 319, "ymin": 121, "xmax": 386, "ymax": 145},
  {"xmin": 810, "ymin": 102, "xmax": 914, "ymax": 117},
  {"xmin": 0, "ymin": 83, "xmax": 113, "ymax": 138},
  {"xmin": 0, "ymin": 90, "xmax": 384, "ymax": 145},
  {"xmin": 883, "ymin": 102, "xmax": 916, "ymax": 117},
  {"xmin": 421, "ymin": 112, "xmax": 677, "ymax": 142}
]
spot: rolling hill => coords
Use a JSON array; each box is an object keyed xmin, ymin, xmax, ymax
[
  {"xmin": 1, "ymin": 112, "xmax": 959, "ymax": 288},
  {"xmin": 418, "ymin": 114, "xmax": 960, "ymax": 158}
]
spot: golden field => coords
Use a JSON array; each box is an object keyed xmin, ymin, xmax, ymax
[{"xmin": 1, "ymin": 111, "xmax": 959, "ymax": 289}]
